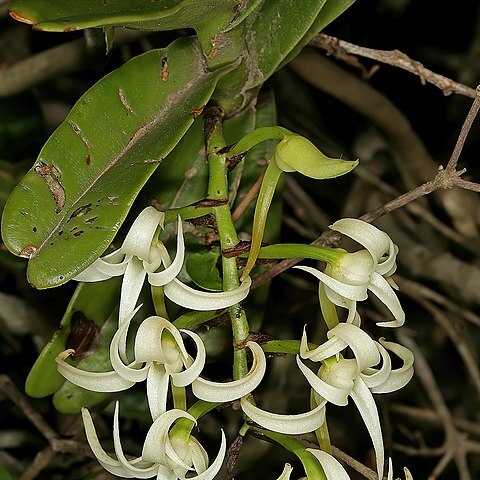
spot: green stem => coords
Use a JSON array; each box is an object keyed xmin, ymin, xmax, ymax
[
  {"xmin": 229, "ymin": 126, "xmax": 289, "ymax": 155},
  {"xmin": 171, "ymin": 382, "xmax": 187, "ymax": 411},
  {"xmin": 241, "ymin": 160, "xmax": 283, "ymax": 281},
  {"xmin": 169, "ymin": 400, "xmax": 220, "ymax": 441},
  {"xmin": 255, "ymin": 244, "xmax": 345, "ymax": 263},
  {"xmin": 261, "ymin": 339, "xmax": 318, "ymax": 355},
  {"xmin": 251, "ymin": 427, "xmax": 327, "ymax": 480},
  {"xmin": 151, "ymin": 286, "xmax": 169, "ymax": 319},
  {"xmin": 311, "ymin": 390, "xmax": 332, "ymax": 454},
  {"xmin": 205, "ymin": 111, "xmax": 250, "ymax": 381},
  {"xmin": 173, "ymin": 310, "xmax": 221, "ymax": 329}
]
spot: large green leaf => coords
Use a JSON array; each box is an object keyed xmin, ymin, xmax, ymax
[
  {"xmin": 8, "ymin": 0, "xmax": 252, "ymax": 66},
  {"xmin": 214, "ymin": 0, "xmax": 328, "ymax": 111},
  {"xmin": 1, "ymin": 37, "xmax": 227, "ymax": 289}
]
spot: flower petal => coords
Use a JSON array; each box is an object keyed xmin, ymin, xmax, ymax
[
  {"xmin": 169, "ymin": 329, "xmax": 206, "ymax": 388},
  {"xmin": 240, "ymin": 397, "xmax": 326, "ymax": 434},
  {"xmin": 56, "ymin": 349, "xmax": 135, "ymax": 392},
  {"xmin": 296, "ymin": 356, "xmax": 350, "ymax": 406},
  {"xmin": 330, "ymin": 218, "xmax": 391, "ymax": 265},
  {"xmin": 164, "ymin": 276, "xmax": 252, "ymax": 311},
  {"xmin": 360, "ymin": 341, "xmax": 392, "ymax": 389},
  {"xmin": 121, "ymin": 207, "xmax": 164, "ymax": 260},
  {"xmin": 110, "ymin": 320, "xmax": 150, "ymax": 383},
  {"xmin": 146, "ymin": 364, "xmax": 170, "ymax": 421},
  {"xmin": 306, "ymin": 449, "xmax": 350, "ymax": 480},
  {"xmin": 300, "ymin": 327, "xmax": 346, "ymax": 362},
  {"xmin": 187, "ymin": 430, "xmax": 226, "ymax": 480},
  {"xmin": 142, "ymin": 409, "xmax": 196, "ymax": 464},
  {"xmin": 368, "ymin": 273, "xmax": 405, "ymax": 327},
  {"xmin": 327, "ymin": 323, "xmax": 380, "ymax": 372},
  {"xmin": 112, "ymin": 402, "xmax": 158, "ymax": 478},
  {"xmin": 350, "ymin": 378, "xmax": 384, "ymax": 480},
  {"xmin": 370, "ymin": 339, "xmax": 414, "ymax": 394},
  {"xmin": 276, "ymin": 463, "xmax": 293, "ymax": 480},
  {"xmin": 147, "ymin": 219, "xmax": 185, "ymax": 286},
  {"xmin": 74, "ymin": 250, "xmax": 128, "ymax": 282},
  {"xmin": 81, "ymin": 407, "xmax": 136, "ymax": 478},
  {"xmin": 119, "ymin": 257, "xmax": 147, "ymax": 324},
  {"xmin": 295, "ymin": 266, "xmax": 368, "ymax": 301},
  {"xmin": 192, "ymin": 342, "xmax": 266, "ymax": 402}
]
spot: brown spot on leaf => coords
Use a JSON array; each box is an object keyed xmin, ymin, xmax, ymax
[
  {"xmin": 161, "ymin": 57, "xmax": 169, "ymax": 81},
  {"xmin": 192, "ymin": 105, "xmax": 206, "ymax": 119},
  {"xmin": 9, "ymin": 10, "xmax": 35, "ymax": 24},
  {"xmin": 34, "ymin": 161, "xmax": 66, "ymax": 213},
  {"xmin": 73, "ymin": 230, "xmax": 84, "ymax": 237},
  {"xmin": 144, "ymin": 158, "xmax": 163, "ymax": 164},
  {"xmin": 19, "ymin": 244, "xmax": 37, "ymax": 258},
  {"xmin": 68, "ymin": 204, "xmax": 92, "ymax": 221},
  {"xmin": 64, "ymin": 25, "xmax": 76, "ymax": 32},
  {"xmin": 85, "ymin": 216, "xmax": 97, "ymax": 224},
  {"xmin": 85, "ymin": 154, "xmax": 91, "ymax": 165}
]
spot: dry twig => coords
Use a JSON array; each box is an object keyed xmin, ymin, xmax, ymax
[{"xmin": 311, "ymin": 34, "xmax": 477, "ymax": 98}]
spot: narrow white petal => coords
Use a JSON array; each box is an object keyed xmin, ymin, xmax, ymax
[
  {"xmin": 404, "ymin": 467, "xmax": 414, "ymax": 480},
  {"xmin": 240, "ymin": 397, "xmax": 326, "ymax": 434},
  {"xmin": 187, "ymin": 431, "xmax": 226, "ymax": 480},
  {"xmin": 112, "ymin": 402, "xmax": 158, "ymax": 478},
  {"xmin": 186, "ymin": 437, "xmax": 209, "ymax": 474},
  {"xmin": 169, "ymin": 330, "xmax": 206, "ymax": 387},
  {"xmin": 74, "ymin": 263, "xmax": 116, "ymax": 282},
  {"xmin": 350, "ymin": 379, "xmax": 384, "ymax": 480},
  {"xmin": 300, "ymin": 328, "xmax": 346, "ymax": 362},
  {"xmin": 142, "ymin": 409, "xmax": 196, "ymax": 464},
  {"xmin": 147, "ymin": 220, "xmax": 185, "ymax": 286},
  {"xmin": 306, "ymin": 449, "xmax": 351, "ymax": 480},
  {"xmin": 368, "ymin": 273, "xmax": 405, "ymax": 327},
  {"xmin": 192, "ymin": 342, "xmax": 266, "ymax": 402},
  {"xmin": 295, "ymin": 266, "xmax": 368, "ymax": 301},
  {"xmin": 110, "ymin": 321, "xmax": 150, "ymax": 383},
  {"xmin": 370, "ymin": 339, "xmax": 414, "ymax": 394},
  {"xmin": 276, "ymin": 463, "xmax": 293, "ymax": 480},
  {"xmin": 327, "ymin": 323, "xmax": 380, "ymax": 372},
  {"xmin": 121, "ymin": 207, "xmax": 164, "ymax": 260},
  {"xmin": 94, "ymin": 252, "xmax": 131, "ymax": 276},
  {"xmin": 330, "ymin": 218, "xmax": 390, "ymax": 265},
  {"xmin": 164, "ymin": 276, "xmax": 251, "ymax": 311},
  {"xmin": 119, "ymin": 257, "xmax": 147, "ymax": 324},
  {"xmin": 81, "ymin": 407, "xmax": 136, "ymax": 478},
  {"xmin": 56, "ymin": 350, "xmax": 134, "ymax": 392},
  {"xmin": 296, "ymin": 356, "xmax": 350, "ymax": 406},
  {"xmin": 361, "ymin": 342, "xmax": 392, "ymax": 389},
  {"xmin": 165, "ymin": 435, "xmax": 193, "ymax": 472},
  {"xmin": 146, "ymin": 364, "xmax": 170, "ymax": 421}
]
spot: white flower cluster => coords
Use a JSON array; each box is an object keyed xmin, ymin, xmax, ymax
[
  {"xmin": 57, "ymin": 207, "xmax": 259, "ymax": 480},
  {"xmin": 57, "ymin": 209, "xmax": 413, "ymax": 480}
]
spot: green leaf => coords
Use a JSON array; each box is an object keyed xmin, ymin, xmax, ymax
[
  {"xmin": 25, "ymin": 277, "xmax": 121, "ymax": 398},
  {"xmin": 9, "ymin": 0, "xmax": 243, "ymax": 65},
  {"xmin": 1, "ymin": 37, "xmax": 227, "ymax": 289},
  {"xmin": 214, "ymin": 0, "xmax": 328, "ymax": 111},
  {"xmin": 53, "ymin": 306, "xmax": 119, "ymax": 413},
  {"xmin": 186, "ymin": 247, "xmax": 223, "ymax": 291}
]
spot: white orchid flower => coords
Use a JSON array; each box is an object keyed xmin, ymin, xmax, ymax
[
  {"xmin": 75, "ymin": 206, "xmax": 251, "ymax": 321},
  {"xmin": 57, "ymin": 311, "xmax": 206, "ymax": 420},
  {"xmin": 296, "ymin": 218, "xmax": 404, "ymax": 327},
  {"xmin": 192, "ymin": 342, "xmax": 267, "ymax": 403},
  {"xmin": 82, "ymin": 403, "xmax": 226, "ymax": 479},
  {"xmin": 297, "ymin": 322, "xmax": 414, "ymax": 479}
]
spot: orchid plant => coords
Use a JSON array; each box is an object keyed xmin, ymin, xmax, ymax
[{"xmin": 1, "ymin": 2, "xmax": 416, "ymax": 479}]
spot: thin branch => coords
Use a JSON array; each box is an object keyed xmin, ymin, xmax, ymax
[
  {"xmin": 231, "ymin": 172, "xmax": 264, "ymax": 222},
  {"xmin": 446, "ymin": 86, "xmax": 480, "ymax": 171},
  {"xmin": 0, "ymin": 375, "xmax": 58, "ymax": 443},
  {"xmin": 331, "ymin": 445, "xmax": 377, "ymax": 480},
  {"xmin": 311, "ymin": 33, "xmax": 477, "ymax": 98}
]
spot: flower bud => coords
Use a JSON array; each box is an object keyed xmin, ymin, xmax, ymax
[{"xmin": 274, "ymin": 134, "xmax": 358, "ymax": 179}]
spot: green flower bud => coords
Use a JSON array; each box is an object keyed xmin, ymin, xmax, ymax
[{"xmin": 274, "ymin": 134, "xmax": 358, "ymax": 179}]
